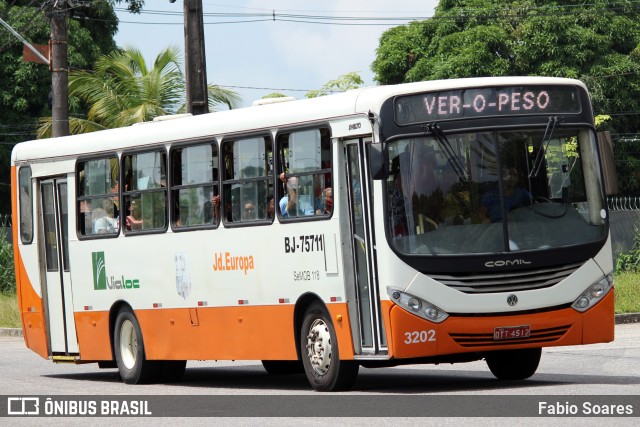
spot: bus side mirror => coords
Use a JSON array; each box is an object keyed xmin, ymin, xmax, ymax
[
  {"xmin": 597, "ymin": 131, "xmax": 619, "ymax": 196},
  {"xmin": 369, "ymin": 143, "xmax": 389, "ymax": 180}
]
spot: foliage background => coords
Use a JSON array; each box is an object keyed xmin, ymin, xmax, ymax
[
  {"xmin": 0, "ymin": 1, "xmax": 123, "ymax": 215},
  {"xmin": 0, "ymin": 238, "xmax": 15, "ymax": 294},
  {"xmin": 372, "ymin": 0, "xmax": 640, "ymax": 194}
]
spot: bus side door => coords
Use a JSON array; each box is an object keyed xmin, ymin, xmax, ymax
[
  {"xmin": 40, "ymin": 177, "xmax": 79, "ymax": 355},
  {"xmin": 343, "ymin": 138, "xmax": 387, "ymax": 355}
]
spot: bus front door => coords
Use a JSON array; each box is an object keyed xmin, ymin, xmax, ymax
[
  {"xmin": 344, "ymin": 139, "xmax": 387, "ymax": 356},
  {"xmin": 40, "ymin": 177, "xmax": 78, "ymax": 356}
]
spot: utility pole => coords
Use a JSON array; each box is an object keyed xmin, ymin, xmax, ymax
[
  {"xmin": 49, "ymin": 1, "xmax": 69, "ymax": 137},
  {"xmin": 183, "ymin": 0, "xmax": 209, "ymax": 115}
]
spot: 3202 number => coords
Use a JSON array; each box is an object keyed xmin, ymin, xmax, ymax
[{"xmin": 404, "ymin": 330, "xmax": 436, "ymax": 344}]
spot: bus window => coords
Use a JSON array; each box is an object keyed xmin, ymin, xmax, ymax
[
  {"xmin": 222, "ymin": 136, "xmax": 273, "ymax": 224},
  {"xmin": 18, "ymin": 166, "xmax": 33, "ymax": 244},
  {"xmin": 122, "ymin": 150, "xmax": 167, "ymax": 233},
  {"xmin": 77, "ymin": 157, "xmax": 119, "ymax": 237},
  {"xmin": 170, "ymin": 142, "xmax": 219, "ymax": 228},
  {"xmin": 277, "ymin": 128, "xmax": 332, "ymax": 218}
]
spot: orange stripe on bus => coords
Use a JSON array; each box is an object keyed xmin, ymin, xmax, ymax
[
  {"xmin": 75, "ymin": 302, "xmax": 354, "ymax": 362},
  {"xmin": 74, "ymin": 311, "xmax": 112, "ymax": 360}
]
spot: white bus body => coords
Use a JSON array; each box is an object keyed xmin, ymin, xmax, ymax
[{"xmin": 11, "ymin": 77, "xmax": 614, "ymax": 391}]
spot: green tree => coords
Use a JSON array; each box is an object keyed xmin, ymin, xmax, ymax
[
  {"xmin": 0, "ymin": 1, "xmax": 142, "ymax": 214},
  {"xmin": 306, "ymin": 72, "xmax": 364, "ymax": 98},
  {"xmin": 372, "ymin": 1, "xmax": 640, "ymax": 132},
  {"xmin": 372, "ymin": 0, "xmax": 640, "ymax": 193},
  {"xmin": 0, "ymin": 237, "xmax": 14, "ymax": 295},
  {"xmin": 37, "ymin": 46, "xmax": 241, "ymax": 136},
  {"xmin": 262, "ymin": 93, "xmax": 288, "ymax": 99}
]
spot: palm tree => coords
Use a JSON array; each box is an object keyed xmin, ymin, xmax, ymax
[{"xmin": 37, "ymin": 46, "xmax": 241, "ymax": 137}]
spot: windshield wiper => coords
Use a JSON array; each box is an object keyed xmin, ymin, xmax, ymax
[
  {"xmin": 529, "ymin": 116, "xmax": 560, "ymax": 179},
  {"xmin": 425, "ymin": 122, "xmax": 469, "ymax": 182}
]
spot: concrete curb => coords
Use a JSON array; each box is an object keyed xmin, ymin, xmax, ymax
[
  {"xmin": 0, "ymin": 328, "xmax": 22, "ymax": 337},
  {"xmin": 614, "ymin": 313, "xmax": 640, "ymax": 324},
  {"xmin": 0, "ymin": 314, "xmax": 638, "ymax": 338}
]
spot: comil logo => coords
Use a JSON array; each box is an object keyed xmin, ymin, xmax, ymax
[{"xmin": 92, "ymin": 251, "xmax": 107, "ymax": 290}]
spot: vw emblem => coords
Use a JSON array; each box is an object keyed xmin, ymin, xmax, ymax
[{"xmin": 507, "ymin": 294, "xmax": 518, "ymax": 306}]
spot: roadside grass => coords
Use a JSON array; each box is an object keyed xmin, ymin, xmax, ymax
[
  {"xmin": 0, "ymin": 293, "xmax": 20, "ymax": 328},
  {"xmin": 614, "ymin": 272, "xmax": 640, "ymax": 314},
  {"xmin": 0, "ymin": 273, "xmax": 637, "ymax": 328}
]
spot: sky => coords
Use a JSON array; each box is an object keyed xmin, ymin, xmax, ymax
[{"xmin": 114, "ymin": 0, "xmax": 439, "ymax": 108}]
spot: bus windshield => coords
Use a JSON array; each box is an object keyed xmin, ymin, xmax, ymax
[{"xmin": 386, "ymin": 127, "xmax": 606, "ymax": 255}]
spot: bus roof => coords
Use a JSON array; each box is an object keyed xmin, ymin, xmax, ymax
[{"xmin": 11, "ymin": 76, "xmax": 587, "ymax": 165}]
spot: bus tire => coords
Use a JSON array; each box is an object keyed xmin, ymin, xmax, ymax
[
  {"xmin": 300, "ymin": 302, "xmax": 359, "ymax": 391},
  {"xmin": 261, "ymin": 360, "xmax": 305, "ymax": 375},
  {"xmin": 113, "ymin": 308, "xmax": 161, "ymax": 384},
  {"xmin": 485, "ymin": 348, "xmax": 542, "ymax": 380}
]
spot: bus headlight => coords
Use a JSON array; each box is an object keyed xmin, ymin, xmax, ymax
[
  {"xmin": 387, "ymin": 287, "xmax": 449, "ymax": 323},
  {"xmin": 571, "ymin": 275, "xmax": 613, "ymax": 313},
  {"xmin": 408, "ymin": 297, "xmax": 422, "ymax": 312}
]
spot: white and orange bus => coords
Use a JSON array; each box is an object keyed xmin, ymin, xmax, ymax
[{"xmin": 11, "ymin": 77, "xmax": 616, "ymax": 391}]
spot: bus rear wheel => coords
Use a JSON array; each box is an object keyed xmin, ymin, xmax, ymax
[
  {"xmin": 113, "ymin": 308, "xmax": 161, "ymax": 384},
  {"xmin": 300, "ymin": 302, "xmax": 359, "ymax": 391},
  {"xmin": 485, "ymin": 348, "xmax": 542, "ymax": 380}
]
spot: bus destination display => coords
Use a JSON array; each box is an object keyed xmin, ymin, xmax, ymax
[{"xmin": 395, "ymin": 86, "xmax": 581, "ymax": 124}]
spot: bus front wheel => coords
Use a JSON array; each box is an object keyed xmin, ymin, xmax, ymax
[
  {"xmin": 113, "ymin": 308, "xmax": 161, "ymax": 384},
  {"xmin": 485, "ymin": 348, "xmax": 542, "ymax": 380},
  {"xmin": 300, "ymin": 302, "xmax": 359, "ymax": 391}
]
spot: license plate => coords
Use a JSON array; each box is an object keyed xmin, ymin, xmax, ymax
[{"xmin": 493, "ymin": 325, "xmax": 531, "ymax": 340}]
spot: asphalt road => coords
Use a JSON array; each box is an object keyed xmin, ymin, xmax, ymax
[{"xmin": 0, "ymin": 323, "xmax": 638, "ymax": 425}]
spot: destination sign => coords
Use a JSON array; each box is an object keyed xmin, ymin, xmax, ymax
[{"xmin": 394, "ymin": 86, "xmax": 581, "ymax": 124}]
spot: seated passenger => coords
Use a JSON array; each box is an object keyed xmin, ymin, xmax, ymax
[
  {"xmin": 480, "ymin": 166, "xmax": 532, "ymax": 222},
  {"xmin": 266, "ymin": 195, "xmax": 275, "ymax": 219},
  {"xmin": 440, "ymin": 160, "xmax": 471, "ymax": 225},
  {"xmin": 315, "ymin": 187, "xmax": 333, "ymax": 215},
  {"xmin": 241, "ymin": 200, "xmax": 257, "ymax": 221},
  {"xmin": 93, "ymin": 198, "xmax": 119, "ymax": 234},
  {"xmin": 390, "ymin": 173, "xmax": 408, "ymax": 236},
  {"xmin": 126, "ymin": 199, "xmax": 143, "ymax": 230}
]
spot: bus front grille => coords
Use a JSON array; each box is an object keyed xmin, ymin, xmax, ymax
[
  {"xmin": 449, "ymin": 325, "xmax": 570, "ymax": 347},
  {"xmin": 431, "ymin": 262, "xmax": 582, "ymax": 294}
]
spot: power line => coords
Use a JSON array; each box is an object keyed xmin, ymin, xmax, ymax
[{"xmin": 101, "ymin": 3, "xmax": 640, "ymax": 27}]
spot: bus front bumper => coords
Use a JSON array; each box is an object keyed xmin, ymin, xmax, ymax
[{"xmin": 385, "ymin": 288, "xmax": 615, "ymax": 359}]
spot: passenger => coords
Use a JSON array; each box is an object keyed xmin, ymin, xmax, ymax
[
  {"xmin": 204, "ymin": 193, "xmax": 220, "ymax": 224},
  {"xmin": 126, "ymin": 199, "xmax": 143, "ymax": 230},
  {"xmin": 279, "ymin": 173, "xmax": 299, "ymax": 217},
  {"xmin": 266, "ymin": 195, "xmax": 275, "ymax": 219},
  {"xmin": 408, "ymin": 144, "xmax": 438, "ymax": 203},
  {"xmin": 440, "ymin": 159, "xmax": 471, "ymax": 225},
  {"xmin": 408, "ymin": 144, "xmax": 442, "ymax": 231},
  {"xmin": 241, "ymin": 200, "xmax": 257, "ymax": 221},
  {"xmin": 110, "ymin": 181, "xmax": 120, "ymax": 218},
  {"xmin": 391, "ymin": 176, "xmax": 409, "ymax": 236},
  {"xmin": 480, "ymin": 166, "xmax": 532, "ymax": 222},
  {"xmin": 315, "ymin": 187, "xmax": 333, "ymax": 215},
  {"xmin": 93, "ymin": 197, "xmax": 119, "ymax": 234}
]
